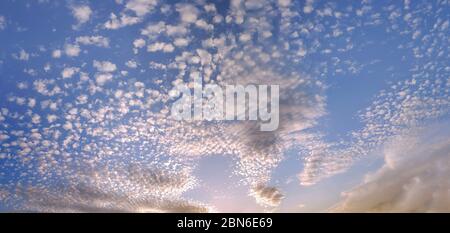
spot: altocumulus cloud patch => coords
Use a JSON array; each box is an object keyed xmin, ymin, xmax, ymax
[{"xmin": 0, "ymin": 0, "xmax": 448, "ymax": 212}]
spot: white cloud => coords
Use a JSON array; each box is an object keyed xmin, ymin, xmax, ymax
[
  {"xmin": 149, "ymin": 61, "xmax": 167, "ymax": 70},
  {"xmin": 303, "ymin": 6, "xmax": 313, "ymax": 14},
  {"xmin": 132, "ymin": 38, "xmax": 146, "ymax": 54},
  {"xmin": 17, "ymin": 82, "xmax": 28, "ymax": 90},
  {"xmin": 147, "ymin": 42, "xmax": 174, "ymax": 53},
  {"xmin": 0, "ymin": 134, "xmax": 9, "ymax": 141},
  {"xmin": 147, "ymin": 42, "xmax": 164, "ymax": 52},
  {"xmin": 245, "ymin": 0, "xmax": 265, "ymax": 10},
  {"xmin": 47, "ymin": 114, "xmax": 58, "ymax": 123},
  {"xmin": 133, "ymin": 38, "xmax": 146, "ymax": 48},
  {"xmin": 52, "ymin": 50, "xmax": 62, "ymax": 58},
  {"xmin": 195, "ymin": 19, "xmax": 213, "ymax": 31},
  {"xmin": 176, "ymin": 4, "xmax": 199, "ymax": 24},
  {"xmin": 44, "ymin": 63, "xmax": 51, "ymax": 72},
  {"xmin": 95, "ymin": 73, "xmax": 113, "ymax": 86},
  {"xmin": 125, "ymin": 0, "xmax": 158, "ymax": 17},
  {"xmin": 299, "ymin": 71, "xmax": 450, "ymax": 186},
  {"xmin": 140, "ymin": 21, "xmax": 189, "ymax": 39},
  {"xmin": 163, "ymin": 43, "xmax": 174, "ymax": 52},
  {"xmin": 239, "ymin": 33, "xmax": 252, "ymax": 42},
  {"xmin": 303, "ymin": 0, "xmax": 314, "ymax": 14},
  {"xmin": 93, "ymin": 60, "xmax": 117, "ymax": 73},
  {"xmin": 71, "ymin": 5, "xmax": 92, "ymax": 25},
  {"xmin": 332, "ymin": 124, "xmax": 450, "ymax": 212},
  {"xmin": 61, "ymin": 67, "xmax": 79, "ymax": 79},
  {"xmin": 28, "ymin": 98, "xmax": 36, "ymax": 108},
  {"xmin": 13, "ymin": 49, "xmax": 30, "ymax": 61},
  {"xmin": 165, "ymin": 24, "xmax": 188, "ymax": 37},
  {"xmin": 278, "ymin": 0, "xmax": 291, "ymax": 8},
  {"xmin": 31, "ymin": 114, "xmax": 41, "ymax": 124},
  {"xmin": 140, "ymin": 21, "xmax": 166, "ymax": 38},
  {"xmin": 24, "ymin": 68, "xmax": 37, "ymax": 76},
  {"xmin": 126, "ymin": 60, "xmax": 138, "ymax": 68},
  {"xmin": 76, "ymin": 36, "xmax": 110, "ymax": 47},
  {"xmin": 64, "ymin": 44, "xmax": 81, "ymax": 57},
  {"xmin": 204, "ymin": 4, "xmax": 216, "ymax": 13},
  {"xmin": 104, "ymin": 13, "xmax": 141, "ymax": 29},
  {"xmin": 63, "ymin": 121, "xmax": 73, "ymax": 131},
  {"xmin": 173, "ymin": 38, "xmax": 189, "ymax": 47}
]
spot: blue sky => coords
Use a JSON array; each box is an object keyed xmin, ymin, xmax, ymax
[{"xmin": 0, "ymin": 0, "xmax": 449, "ymax": 212}]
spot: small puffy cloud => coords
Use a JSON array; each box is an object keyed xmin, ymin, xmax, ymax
[
  {"xmin": 13, "ymin": 49, "xmax": 30, "ymax": 61},
  {"xmin": 195, "ymin": 19, "xmax": 213, "ymax": 31},
  {"xmin": 104, "ymin": 13, "xmax": 140, "ymax": 29},
  {"xmin": 239, "ymin": 33, "xmax": 252, "ymax": 42},
  {"xmin": 303, "ymin": 0, "xmax": 314, "ymax": 14},
  {"xmin": 76, "ymin": 36, "xmax": 110, "ymax": 47},
  {"xmin": 31, "ymin": 114, "xmax": 41, "ymax": 124},
  {"xmin": 64, "ymin": 44, "xmax": 81, "ymax": 57},
  {"xmin": 20, "ymin": 50, "xmax": 30, "ymax": 60},
  {"xmin": 61, "ymin": 67, "xmax": 79, "ymax": 79},
  {"xmin": 63, "ymin": 121, "xmax": 73, "ymax": 130},
  {"xmin": 28, "ymin": 98, "xmax": 36, "ymax": 108},
  {"xmin": 166, "ymin": 24, "xmax": 188, "ymax": 37},
  {"xmin": 176, "ymin": 4, "xmax": 199, "ymax": 24},
  {"xmin": 95, "ymin": 73, "xmax": 113, "ymax": 86},
  {"xmin": 44, "ymin": 63, "xmax": 51, "ymax": 72},
  {"xmin": 332, "ymin": 125, "xmax": 450, "ymax": 212},
  {"xmin": 92, "ymin": 60, "xmax": 117, "ymax": 85},
  {"xmin": 245, "ymin": 0, "xmax": 265, "ymax": 10},
  {"xmin": 47, "ymin": 114, "xmax": 58, "ymax": 123},
  {"xmin": 278, "ymin": 0, "xmax": 291, "ymax": 7},
  {"xmin": 149, "ymin": 61, "xmax": 167, "ymax": 70},
  {"xmin": 71, "ymin": 5, "xmax": 92, "ymax": 25},
  {"xmin": 0, "ymin": 134, "xmax": 9, "ymax": 141},
  {"xmin": 140, "ymin": 22, "xmax": 189, "ymax": 39},
  {"xmin": 204, "ymin": 4, "xmax": 216, "ymax": 13},
  {"xmin": 147, "ymin": 42, "xmax": 164, "ymax": 52},
  {"xmin": 93, "ymin": 60, "xmax": 117, "ymax": 73},
  {"xmin": 133, "ymin": 38, "xmax": 146, "ymax": 53},
  {"xmin": 24, "ymin": 68, "xmax": 37, "ymax": 76},
  {"xmin": 147, "ymin": 42, "xmax": 174, "ymax": 53},
  {"xmin": 125, "ymin": 60, "xmax": 138, "ymax": 68},
  {"xmin": 163, "ymin": 43, "xmax": 175, "ymax": 52},
  {"xmin": 140, "ymin": 21, "xmax": 166, "ymax": 38},
  {"xmin": 17, "ymin": 82, "xmax": 28, "ymax": 90},
  {"xmin": 173, "ymin": 38, "xmax": 189, "ymax": 47},
  {"xmin": 125, "ymin": 0, "xmax": 158, "ymax": 17},
  {"xmin": 133, "ymin": 38, "xmax": 146, "ymax": 48},
  {"xmin": 52, "ymin": 50, "xmax": 62, "ymax": 58},
  {"xmin": 303, "ymin": 3, "xmax": 314, "ymax": 14}
]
